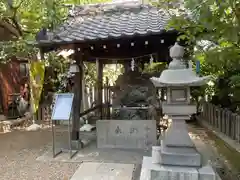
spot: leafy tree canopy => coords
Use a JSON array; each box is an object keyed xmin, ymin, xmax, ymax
[
  {"xmin": 153, "ymin": 0, "xmax": 240, "ymax": 111},
  {"xmin": 0, "ymin": 0, "xmax": 109, "ymax": 60},
  {"xmin": 0, "ymin": 0, "xmax": 110, "ymax": 100}
]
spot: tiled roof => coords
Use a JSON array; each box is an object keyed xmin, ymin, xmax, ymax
[{"xmin": 39, "ymin": 2, "xmax": 171, "ymax": 44}]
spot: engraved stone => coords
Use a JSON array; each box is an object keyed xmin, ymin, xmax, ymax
[{"xmin": 97, "ymin": 120, "xmax": 157, "ymax": 150}]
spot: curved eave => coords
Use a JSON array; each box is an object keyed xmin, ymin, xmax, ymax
[
  {"xmin": 35, "ymin": 29, "xmax": 178, "ymax": 47},
  {"xmin": 150, "ymin": 76, "xmax": 211, "ymax": 87}
]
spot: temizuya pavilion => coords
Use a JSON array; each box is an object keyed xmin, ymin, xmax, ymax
[
  {"xmin": 35, "ymin": 1, "xmax": 178, "ymax": 140},
  {"xmin": 140, "ymin": 43, "xmax": 220, "ymax": 179}
]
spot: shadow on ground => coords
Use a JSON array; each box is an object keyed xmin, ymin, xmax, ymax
[{"xmin": 188, "ymin": 121, "xmax": 240, "ymax": 180}]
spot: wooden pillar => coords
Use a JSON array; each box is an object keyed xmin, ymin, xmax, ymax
[
  {"xmin": 140, "ymin": 60, "xmax": 145, "ymax": 71},
  {"xmin": 123, "ymin": 61, "xmax": 131, "ymax": 73},
  {"xmin": 106, "ymin": 77, "xmax": 111, "ymax": 119},
  {"xmin": 40, "ymin": 49, "xmax": 45, "ymax": 60},
  {"xmin": 72, "ymin": 46, "xmax": 83, "ymax": 140},
  {"xmin": 160, "ymin": 88, "xmax": 165, "ymax": 101},
  {"xmin": 96, "ymin": 59, "xmax": 103, "ymax": 119}
]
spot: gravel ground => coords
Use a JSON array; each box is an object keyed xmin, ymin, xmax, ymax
[
  {"xmin": 0, "ymin": 129, "xmax": 79, "ymax": 180},
  {"xmin": 0, "ymin": 122, "xmax": 235, "ymax": 180}
]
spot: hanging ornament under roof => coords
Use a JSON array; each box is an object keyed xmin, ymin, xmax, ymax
[
  {"xmin": 131, "ymin": 58, "xmax": 135, "ymax": 71},
  {"xmin": 149, "ymin": 54, "xmax": 154, "ymax": 64}
]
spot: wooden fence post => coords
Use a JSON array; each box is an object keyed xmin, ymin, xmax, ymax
[
  {"xmin": 210, "ymin": 104, "xmax": 213, "ymax": 125},
  {"xmin": 204, "ymin": 102, "xmax": 207, "ymax": 122},
  {"xmin": 213, "ymin": 105, "xmax": 216, "ymax": 126},
  {"xmin": 204, "ymin": 102, "xmax": 208, "ymax": 122},
  {"xmin": 221, "ymin": 109, "xmax": 225, "ymax": 134},
  {"xmin": 201, "ymin": 102, "xmax": 240, "ymax": 144},
  {"xmin": 236, "ymin": 115, "xmax": 240, "ymax": 143},
  {"xmin": 217, "ymin": 107, "xmax": 221, "ymax": 131},
  {"xmin": 226, "ymin": 110, "xmax": 230, "ymax": 136}
]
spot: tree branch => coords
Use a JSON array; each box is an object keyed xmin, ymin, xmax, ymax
[
  {"xmin": 7, "ymin": 0, "xmax": 24, "ymax": 37},
  {"xmin": 10, "ymin": 16, "xmax": 23, "ymax": 36},
  {"xmin": 0, "ymin": 20, "xmax": 20, "ymax": 38}
]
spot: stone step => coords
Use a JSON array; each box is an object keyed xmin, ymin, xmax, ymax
[
  {"xmin": 141, "ymin": 156, "xmax": 199, "ymax": 180},
  {"xmin": 141, "ymin": 156, "xmax": 220, "ymax": 180},
  {"xmin": 160, "ymin": 146, "xmax": 201, "ymax": 167},
  {"xmin": 161, "ymin": 140, "xmax": 198, "ymax": 154},
  {"xmin": 199, "ymin": 165, "xmax": 218, "ymax": 180}
]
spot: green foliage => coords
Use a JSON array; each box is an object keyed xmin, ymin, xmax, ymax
[
  {"xmin": 143, "ymin": 62, "xmax": 167, "ymax": 74},
  {"xmin": 0, "ymin": 40, "xmax": 38, "ymax": 61},
  {"xmin": 85, "ymin": 63, "xmax": 97, "ymax": 87},
  {"xmin": 103, "ymin": 64, "xmax": 123, "ymax": 85},
  {"xmin": 43, "ymin": 52, "xmax": 70, "ymax": 92},
  {"xmin": 0, "ymin": 0, "xmax": 109, "ymax": 62},
  {"xmin": 0, "ymin": 0, "xmax": 110, "ymax": 94},
  {"xmin": 85, "ymin": 63, "xmax": 123, "ymax": 87},
  {"xmin": 152, "ymin": 0, "xmax": 240, "ymax": 112}
]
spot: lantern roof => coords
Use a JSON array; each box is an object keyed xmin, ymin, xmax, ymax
[
  {"xmin": 151, "ymin": 69, "xmax": 210, "ymax": 87},
  {"xmin": 150, "ymin": 42, "xmax": 211, "ymax": 87}
]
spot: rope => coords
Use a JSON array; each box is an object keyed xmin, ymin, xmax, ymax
[{"xmin": 91, "ymin": 52, "xmax": 158, "ymax": 61}]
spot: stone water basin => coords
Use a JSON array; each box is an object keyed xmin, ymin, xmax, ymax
[{"xmin": 112, "ymin": 106, "xmax": 150, "ymax": 120}]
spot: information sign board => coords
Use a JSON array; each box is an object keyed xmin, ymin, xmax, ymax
[{"xmin": 51, "ymin": 93, "xmax": 74, "ymax": 121}]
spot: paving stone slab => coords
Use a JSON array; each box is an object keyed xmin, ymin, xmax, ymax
[
  {"xmin": 37, "ymin": 139, "xmax": 150, "ymax": 164},
  {"xmin": 70, "ymin": 162, "xmax": 134, "ymax": 180}
]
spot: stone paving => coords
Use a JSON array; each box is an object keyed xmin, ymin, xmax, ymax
[
  {"xmin": 37, "ymin": 135, "xmax": 150, "ymax": 165},
  {"xmin": 70, "ymin": 163, "xmax": 135, "ymax": 180}
]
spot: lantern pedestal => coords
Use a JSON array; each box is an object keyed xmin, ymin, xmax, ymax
[{"xmin": 160, "ymin": 119, "xmax": 201, "ymax": 167}]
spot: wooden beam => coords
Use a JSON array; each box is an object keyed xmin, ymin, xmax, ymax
[
  {"xmin": 71, "ymin": 46, "xmax": 83, "ymax": 140},
  {"xmin": 96, "ymin": 58, "xmax": 103, "ymax": 119}
]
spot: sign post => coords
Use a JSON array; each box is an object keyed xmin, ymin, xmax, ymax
[{"xmin": 51, "ymin": 93, "xmax": 78, "ymax": 159}]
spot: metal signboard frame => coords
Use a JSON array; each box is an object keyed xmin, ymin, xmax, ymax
[{"xmin": 51, "ymin": 93, "xmax": 78, "ymax": 159}]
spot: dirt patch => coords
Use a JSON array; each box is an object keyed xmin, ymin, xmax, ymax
[
  {"xmin": 206, "ymin": 130, "xmax": 240, "ymax": 180},
  {"xmin": 0, "ymin": 129, "xmax": 79, "ymax": 180},
  {"xmin": 188, "ymin": 121, "xmax": 240, "ymax": 180}
]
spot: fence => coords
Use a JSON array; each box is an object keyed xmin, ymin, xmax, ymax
[
  {"xmin": 37, "ymin": 83, "xmax": 113, "ymax": 124},
  {"xmin": 199, "ymin": 102, "xmax": 240, "ymax": 143}
]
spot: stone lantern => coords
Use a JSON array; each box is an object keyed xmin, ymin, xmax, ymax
[
  {"xmin": 151, "ymin": 42, "xmax": 210, "ymax": 118},
  {"xmin": 140, "ymin": 42, "xmax": 220, "ymax": 180}
]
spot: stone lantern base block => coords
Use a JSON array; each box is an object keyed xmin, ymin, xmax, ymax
[
  {"xmin": 160, "ymin": 148, "xmax": 201, "ymax": 167},
  {"xmin": 198, "ymin": 165, "xmax": 217, "ymax": 180},
  {"xmin": 140, "ymin": 156, "xmax": 220, "ymax": 180},
  {"xmin": 141, "ymin": 156, "xmax": 199, "ymax": 180},
  {"xmin": 160, "ymin": 143, "xmax": 201, "ymax": 167}
]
